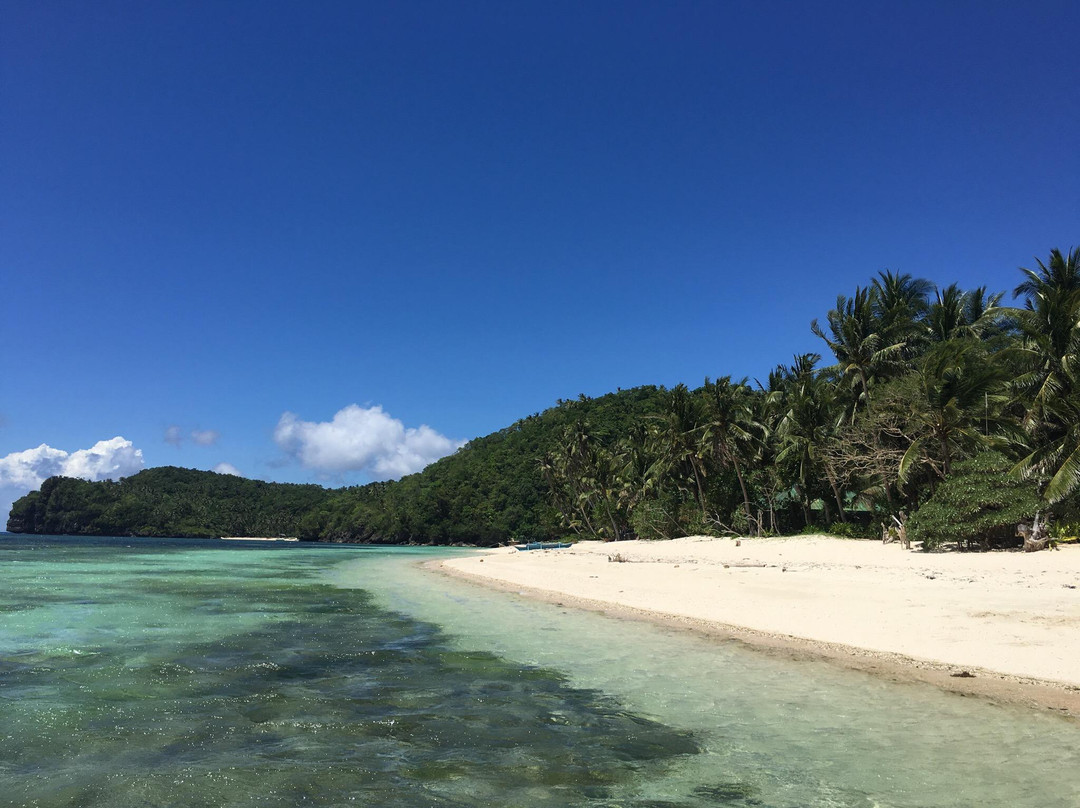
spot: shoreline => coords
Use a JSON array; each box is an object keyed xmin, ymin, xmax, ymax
[{"xmin": 432, "ymin": 536, "xmax": 1080, "ymax": 719}]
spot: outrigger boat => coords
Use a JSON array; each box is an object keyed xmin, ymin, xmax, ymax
[{"xmin": 514, "ymin": 541, "xmax": 572, "ymax": 551}]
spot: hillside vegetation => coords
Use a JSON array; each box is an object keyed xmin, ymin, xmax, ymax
[
  {"xmin": 6, "ymin": 388, "xmax": 667, "ymax": 545},
  {"xmin": 10, "ymin": 246, "xmax": 1080, "ymax": 550}
]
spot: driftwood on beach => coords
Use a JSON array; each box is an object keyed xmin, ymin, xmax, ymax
[
  {"xmin": 881, "ymin": 512, "xmax": 910, "ymax": 549},
  {"xmin": 1018, "ymin": 513, "xmax": 1056, "ymax": 552}
]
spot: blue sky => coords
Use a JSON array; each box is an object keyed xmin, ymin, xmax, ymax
[{"xmin": 2, "ymin": 0, "xmax": 1079, "ymax": 516}]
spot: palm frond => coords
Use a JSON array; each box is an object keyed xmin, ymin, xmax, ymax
[
  {"xmin": 1043, "ymin": 441, "xmax": 1080, "ymax": 503},
  {"xmin": 898, "ymin": 437, "xmax": 925, "ymax": 486}
]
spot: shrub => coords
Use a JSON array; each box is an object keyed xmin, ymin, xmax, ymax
[
  {"xmin": 907, "ymin": 451, "xmax": 1042, "ymax": 551},
  {"xmin": 630, "ymin": 500, "xmax": 677, "ymax": 541},
  {"xmin": 676, "ymin": 501, "xmax": 721, "ymax": 538},
  {"xmin": 1050, "ymin": 522, "xmax": 1080, "ymax": 545},
  {"xmin": 826, "ymin": 521, "xmax": 876, "ymax": 539}
]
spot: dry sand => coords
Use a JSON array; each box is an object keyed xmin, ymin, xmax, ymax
[{"xmin": 437, "ymin": 536, "xmax": 1080, "ymax": 717}]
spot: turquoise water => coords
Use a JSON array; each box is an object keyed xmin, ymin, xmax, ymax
[{"xmin": 2, "ymin": 536, "xmax": 1079, "ymax": 807}]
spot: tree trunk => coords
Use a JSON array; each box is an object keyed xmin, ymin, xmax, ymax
[
  {"xmin": 601, "ymin": 497, "xmax": 620, "ymax": 542},
  {"xmin": 824, "ymin": 463, "xmax": 847, "ymax": 522},
  {"xmin": 797, "ymin": 485, "xmax": 811, "ymax": 528},
  {"xmin": 733, "ymin": 460, "xmax": 755, "ymax": 535},
  {"xmin": 690, "ymin": 457, "xmax": 709, "ymax": 521},
  {"xmin": 859, "ymin": 369, "xmax": 874, "ymax": 415}
]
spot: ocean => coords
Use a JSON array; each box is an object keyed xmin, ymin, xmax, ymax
[{"xmin": 1, "ymin": 535, "xmax": 1077, "ymax": 807}]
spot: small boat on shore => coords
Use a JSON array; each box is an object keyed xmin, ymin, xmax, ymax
[
  {"xmin": 514, "ymin": 541, "xmax": 572, "ymax": 551},
  {"xmin": 221, "ymin": 536, "xmax": 300, "ymax": 542}
]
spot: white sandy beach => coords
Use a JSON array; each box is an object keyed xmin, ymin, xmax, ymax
[{"xmin": 439, "ymin": 536, "xmax": 1080, "ymax": 715}]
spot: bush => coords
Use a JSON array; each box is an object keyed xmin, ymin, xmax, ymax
[
  {"xmin": 1051, "ymin": 522, "xmax": 1080, "ymax": 545},
  {"xmin": 630, "ymin": 500, "xmax": 678, "ymax": 541},
  {"xmin": 677, "ymin": 502, "xmax": 721, "ymax": 538},
  {"xmin": 907, "ymin": 452, "xmax": 1042, "ymax": 551},
  {"xmin": 826, "ymin": 521, "xmax": 876, "ymax": 539}
]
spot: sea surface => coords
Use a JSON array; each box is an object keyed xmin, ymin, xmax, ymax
[{"xmin": 1, "ymin": 535, "xmax": 1078, "ymax": 808}]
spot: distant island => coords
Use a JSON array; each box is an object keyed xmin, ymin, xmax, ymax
[{"xmin": 10, "ymin": 246, "xmax": 1080, "ymax": 551}]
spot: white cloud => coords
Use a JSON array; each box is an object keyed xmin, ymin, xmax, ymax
[
  {"xmin": 0, "ymin": 444, "xmax": 69, "ymax": 489},
  {"xmin": 213, "ymin": 462, "xmax": 242, "ymax": 476},
  {"xmin": 191, "ymin": 429, "xmax": 220, "ymax": 446},
  {"xmin": 61, "ymin": 437, "xmax": 144, "ymax": 481},
  {"xmin": 164, "ymin": 425, "xmax": 183, "ymax": 447},
  {"xmin": 0, "ymin": 437, "xmax": 145, "ymax": 523},
  {"xmin": 0, "ymin": 436, "xmax": 145, "ymax": 493},
  {"xmin": 274, "ymin": 404, "xmax": 464, "ymax": 479}
]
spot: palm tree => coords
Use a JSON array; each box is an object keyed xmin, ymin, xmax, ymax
[
  {"xmin": 614, "ymin": 423, "xmax": 653, "ymax": 517},
  {"xmin": 872, "ymin": 270, "xmax": 933, "ymax": 350},
  {"xmin": 652, "ymin": 384, "xmax": 710, "ymax": 520},
  {"xmin": 1012, "ymin": 248, "xmax": 1080, "ymax": 417},
  {"xmin": 926, "ymin": 284, "xmax": 1008, "ymax": 343},
  {"xmin": 772, "ymin": 354, "xmax": 848, "ymax": 523},
  {"xmin": 1015, "ymin": 393, "xmax": 1080, "ymax": 504},
  {"xmin": 1010, "ymin": 246, "xmax": 1080, "ymax": 502},
  {"xmin": 897, "ymin": 339, "xmax": 1012, "ymax": 487},
  {"xmin": 700, "ymin": 376, "xmax": 762, "ymax": 531},
  {"xmin": 963, "ymin": 286, "xmax": 1009, "ymax": 339},
  {"xmin": 540, "ymin": 421, "xmax": 602, "ymax": 538},
  {"xmin": 542, "ymin": 420, "xmax": 644, "ymax": 540},
  {"xmin": 811, "ymin": 287, "xmax": 906, "ymax": 416},
  {"xmin": 926, "ymin": 283, "xmax": 967, "ymax": 343}
]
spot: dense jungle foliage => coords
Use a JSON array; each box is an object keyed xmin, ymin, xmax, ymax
[
  {"xmin": 9, "ymin": 246, "xmax": 1080, "ymax": 550},
  {"xmin": 535, "ymin": 247, "xmax": 1080, "ymax": 550}
]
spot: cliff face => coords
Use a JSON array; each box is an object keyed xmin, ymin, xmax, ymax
[{"xmin": 5, "ymin": 490, "xmax": 39, "ymax": 534}]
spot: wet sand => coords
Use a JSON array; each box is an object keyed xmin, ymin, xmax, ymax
[{"xmin": 436, "ymin": 536, "xmax": 1080, "ymax": 717}]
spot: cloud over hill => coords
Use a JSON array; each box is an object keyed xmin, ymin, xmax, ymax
[
  {"xmin": 0, "ymin": 437, "xmax": 146, "ymax": 521},
  {"xmin": 273, "ymin": 405, "xmax": 463, "ymax": 479}
]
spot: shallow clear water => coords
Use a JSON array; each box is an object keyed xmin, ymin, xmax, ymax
[
  {"xmin": 335, "ymin": 552, "xmax": 1080, "ymax": 808},
  {"xmin": 2, "ymin": 535, "xmax": 1078, "ymax": 807}
]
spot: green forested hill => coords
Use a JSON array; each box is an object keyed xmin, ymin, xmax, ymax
[
  {"xmin": 13, "ymin": 246, "xmax": 1080, "ymax": 551},
  {"xmin": 5, "ymin": 387, "xmax": 668, "ymax": 545},
  {"xmin": 6, "ymin": 468, "xmax": 332, "ymax": 540}
]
